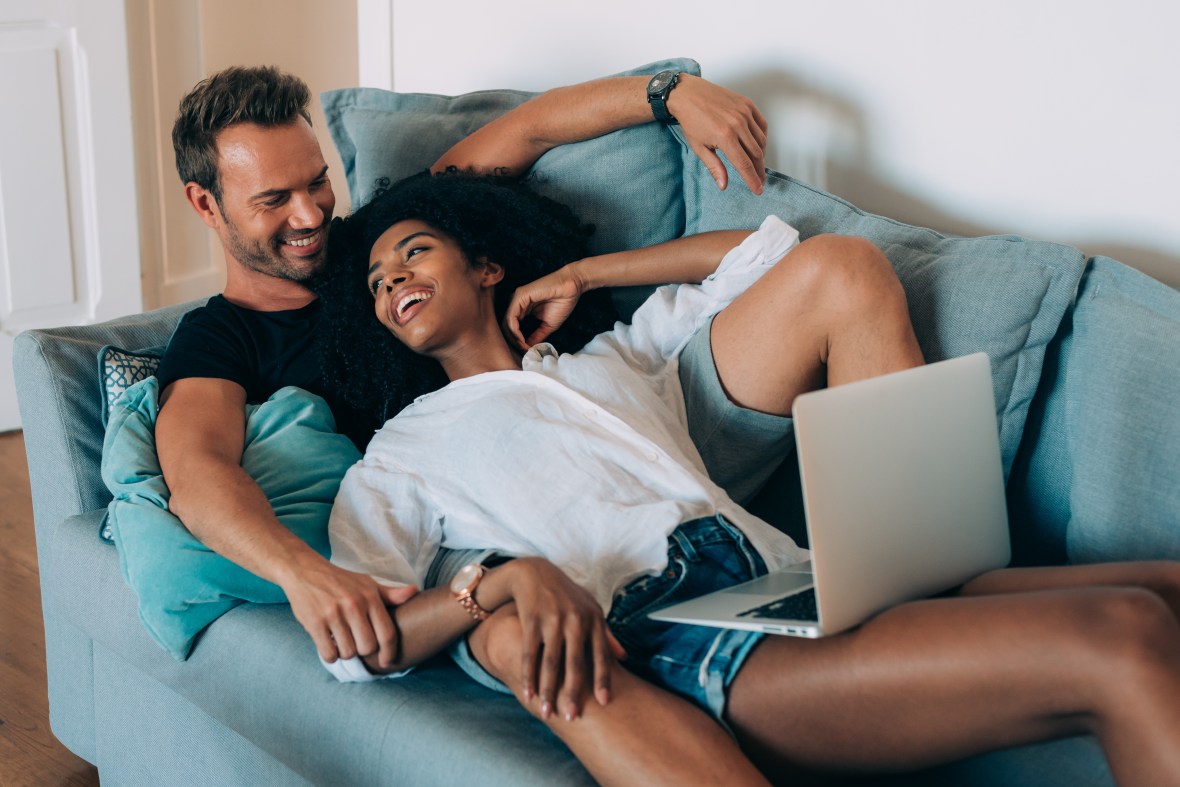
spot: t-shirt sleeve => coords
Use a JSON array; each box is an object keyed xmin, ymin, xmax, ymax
[
  {"xmin": 155, "ymin": 306, "xmax": 255, "ymax": 393},
  {"xmin": 585, "ymin": 215, "xmax": 801, "ymax": 374}
]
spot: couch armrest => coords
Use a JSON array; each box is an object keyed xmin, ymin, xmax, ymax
[{"xmin": 14, "ymin": 300, "xmax": 204, "ymax": 579}]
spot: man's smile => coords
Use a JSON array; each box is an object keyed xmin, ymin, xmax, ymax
[{"xmin": 280, "ymin": 227, "xmax": 327, "ymax": 256}]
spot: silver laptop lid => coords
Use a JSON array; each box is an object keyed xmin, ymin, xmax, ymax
[{"xmin": 793, "ymin": 352, "xmax": 1011, "ymax": 635}]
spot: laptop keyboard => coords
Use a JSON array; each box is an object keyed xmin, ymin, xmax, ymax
[{"xmin": 737, "ymin": 588, "xmax": 819, "ymax": 622}]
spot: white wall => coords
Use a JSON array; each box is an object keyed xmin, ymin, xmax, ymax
[{"xmin": 381, "ymin": 0, "xmax": 1179, "ymax": 288}]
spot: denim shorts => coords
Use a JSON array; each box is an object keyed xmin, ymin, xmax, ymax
[
  {"xmin": 449, "ymin": 516, "xmax": 769, "ymax": 724},
  {"xmin": 678, "ymin": 315, "xmax": 795, "ymax": 505}
]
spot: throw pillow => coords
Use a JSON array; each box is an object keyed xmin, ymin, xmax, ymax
[
  {"xmin": 101, "ymin": 377, "xmax": 361, "ymax": 659},
  {"xmin": 99, "ymin": 344, "xmax": 161, "ymax": 425}
]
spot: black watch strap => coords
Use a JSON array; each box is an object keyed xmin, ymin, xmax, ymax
[{"xmin": 647, "ymin": 70, "xmax": 681, "ymax": 126}]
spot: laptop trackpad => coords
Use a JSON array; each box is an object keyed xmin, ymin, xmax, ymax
[{"xmin": 721, "ymin": 571, "xmax": 814, "ymax": 597}]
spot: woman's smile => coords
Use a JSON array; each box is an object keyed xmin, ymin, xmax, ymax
[{"xmin": 391, "ymin": 287, "xmax": 435, "ymax": 326}]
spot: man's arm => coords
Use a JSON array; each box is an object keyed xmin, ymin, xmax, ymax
[
  {"xmin": 156, "ymin": 378, "xmax": 407, "ymax": 666},
  {"xmin": 432, "ymin": 73, "xmax": 769, "ymax": 194}
]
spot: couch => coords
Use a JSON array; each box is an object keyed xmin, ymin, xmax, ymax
[{"xmin": 15, "ymin": 59, "xmax": 1180, "ymax": 785}]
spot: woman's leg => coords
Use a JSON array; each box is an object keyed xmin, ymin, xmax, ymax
[
  {"xmin": 724, "ymin": 582, "xmax": 1180, "ymax": 786},
  {"xmin": 962, "ymin": 560, "xmax": 1180, "ymax": 613},
  {"xmin": 467, "ymin": 605, "xmax": 770, "ymax": 787},
  {"xmin": 709, "ymin": 233, "xmax": 924, "ymax": 417}
]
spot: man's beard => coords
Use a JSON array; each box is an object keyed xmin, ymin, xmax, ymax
[{"xmin": 223, "ymin": 212, "xmax": 328, "ymax": 283}]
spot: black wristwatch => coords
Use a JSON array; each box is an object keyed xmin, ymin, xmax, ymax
[{"xmin": 646, "ymin": 70, "xmax": 681, "ymax": 126}]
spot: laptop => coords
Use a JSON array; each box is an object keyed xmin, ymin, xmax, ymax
[{"xmin": 650, "ymin": 352, "xmax": 1011, "ymax": 637}]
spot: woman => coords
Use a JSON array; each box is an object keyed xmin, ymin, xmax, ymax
[{"xmin": 318, "ymin": 171, "xmax": 1180, "ymax": 786}]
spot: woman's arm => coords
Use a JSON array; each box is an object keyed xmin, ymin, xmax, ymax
[
  {"xmin": 362, "ymin": 557, "xmax": 619, "ymax": 714},
  {"xmin": 505, "ymin": 230, "xmax": 753, "ymax": 349}
]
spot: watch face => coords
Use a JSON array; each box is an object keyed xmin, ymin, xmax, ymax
[
  {"xmin": 649, "ymin": 71, "xmax": 673, "ymax": 94},
  {"xmin": 451, "ymin": 563, "xmax": 482, "ymax": 593}
]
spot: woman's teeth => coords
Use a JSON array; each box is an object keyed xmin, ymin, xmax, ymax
[{"xmin": 397, "ymin": 290, "xmax": 433, "ymax": 319}]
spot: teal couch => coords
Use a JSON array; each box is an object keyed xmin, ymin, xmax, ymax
[{"xmin": 15, "ymin": 60, "xmax": 1180, "ymax": 784}]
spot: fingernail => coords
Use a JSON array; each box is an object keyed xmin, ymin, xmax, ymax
[
  {"xmin": 541, "ymin": 700, "xmax": 552, "ymax": 719},
  {"xmin": 597, "ymin": 688, "xmax": 610, "ymax": 706}
]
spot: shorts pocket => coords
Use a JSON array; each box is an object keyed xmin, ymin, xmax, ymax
[{"xmin": 608, "ymin": 552, "xmax": 690, "ymax": 635}]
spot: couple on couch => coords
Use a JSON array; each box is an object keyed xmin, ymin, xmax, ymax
[{"xmin": 154, "ymin": 65, "xmax": 1180, "ymax": 785}]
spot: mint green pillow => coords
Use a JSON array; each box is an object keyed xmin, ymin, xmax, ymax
[
  {"xmin": 672, "ymin": 126, "xmax": 1087, "ymax": 478},
  {"xmin": 101, "ymin": 378, "xmax": 361, "ymax": 660}
]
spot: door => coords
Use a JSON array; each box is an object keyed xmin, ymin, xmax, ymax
[{"xmin": 0, "ymin": 0, "xmax": 142, "ymax": 430}]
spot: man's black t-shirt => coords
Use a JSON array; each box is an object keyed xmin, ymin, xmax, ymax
[{"xmin": 156, "ymin": 295, "xmax": 367, "ymax": 448}]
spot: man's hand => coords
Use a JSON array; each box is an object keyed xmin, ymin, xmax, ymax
[
  {"xmin": 503, "ymin": 263, "xmax": 588, "ymax": 351},
  {"xmin": 502, "ymin": 558, "xmax": 625, "ymax": 721},
  {"xmin": 669, "ymin": 74, "xmax": 770, "ymax": 195},
  {"xmin": 282, "ymin": 556, "xmax": 418, "ymax": 670}
]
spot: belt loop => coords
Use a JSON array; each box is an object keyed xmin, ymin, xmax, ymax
[{"xmin": 670, "ymin": 526, "xmax": 701, "ymax": 563}]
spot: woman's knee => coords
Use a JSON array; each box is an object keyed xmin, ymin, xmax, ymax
[
  {"xmin": 468, "ymin": 607, "xmax": 525, "ymax": 687},
  {"xmin": 1087, "ymin": 587, "xmax": 1180, "ymax": 672}
]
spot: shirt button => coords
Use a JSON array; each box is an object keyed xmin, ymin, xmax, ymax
[
  {"xmin": 586, "ymin": 409, "xmax": 597, "ymax": 418},
  {"xmin": 646, "ymin": 452, "xmax": 659, "ymax": 462}
]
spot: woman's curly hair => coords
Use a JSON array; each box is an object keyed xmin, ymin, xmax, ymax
[{"xmin": 313, "ymin": 169, "xmax": 618, "ymax": 446}]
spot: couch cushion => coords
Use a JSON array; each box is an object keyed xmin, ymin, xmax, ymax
[
  {"xmin": 673, "ymin": 129, "xmax": 1087, "ymax": 478},
  {"xmin": 321, "ymin": 58, "xmax": 697, "ymax": 318},
  {"xmin": 102, "ymin": 378, "xmax": 360, "ymax": 659},
  {"xmin": 1008, "ymin": 258, "xmax": 1180, "ymax": 563}
]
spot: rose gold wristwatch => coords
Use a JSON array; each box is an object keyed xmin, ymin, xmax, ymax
[{"xmin": 450, "ymin": 563, "xmax": 491, "ymax": 621}]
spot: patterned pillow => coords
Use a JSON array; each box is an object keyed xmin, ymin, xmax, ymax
[
  {"xmin": 99, "ymin": 345, "xmax": 161, "ymax": 424},
  {"xmin": 98, "ymin": 345, "xmax": 162, "ymax": 541}
]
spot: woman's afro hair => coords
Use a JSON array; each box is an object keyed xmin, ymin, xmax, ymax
[{"xmin": 313, "ymin": 169, "xmax": 618, "ymax": 445}]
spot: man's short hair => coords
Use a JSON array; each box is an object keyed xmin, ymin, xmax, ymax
[{"xmin": 172, "ymin": 65, "xmax": 312, "ymax": 202}]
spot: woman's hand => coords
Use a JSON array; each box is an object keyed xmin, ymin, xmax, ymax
[
  {"xmin": 502, "ymin": 557, "xmax": 624, "ymax": 721},
  {"xmin": 503, "ymin": 263, "xmax": 589, "ymax": 351}
]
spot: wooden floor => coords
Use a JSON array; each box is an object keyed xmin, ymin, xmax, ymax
[{"xmin": 0, "ymin": 432, "xmax": 100, "ymax": 787}]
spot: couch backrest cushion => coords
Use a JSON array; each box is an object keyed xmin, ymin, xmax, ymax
[
  {"xmin": 673, "ymin": 129, "xmax": 1087, "ymax": 479},
  {"xmin": 102, "ymin": 377, "xmax": 360, "ymax": 659},
  {"xmin": 1008, "ymin": 258, "xmax": 1180, "ymax": 563}
]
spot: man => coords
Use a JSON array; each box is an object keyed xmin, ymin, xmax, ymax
[{"xmin": 155, "ymin": 64, "xmax": 779, "ymax": 672}]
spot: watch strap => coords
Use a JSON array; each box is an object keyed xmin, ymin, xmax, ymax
[
  {"xmin": 647, "ymin": 71, "xmax": 681, "ymax": 126},
  {"xmin": 456, "ymin": 590, "xmax": 491, "ymax": 621},
  {"xmin": 453, "ymin": 564, "xmax": 491, "ymax": 621}
]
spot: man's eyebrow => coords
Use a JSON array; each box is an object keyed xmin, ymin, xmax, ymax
[{"xmin": 250, "ymin": 166, "xmax": 330, "ymax": 203}]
